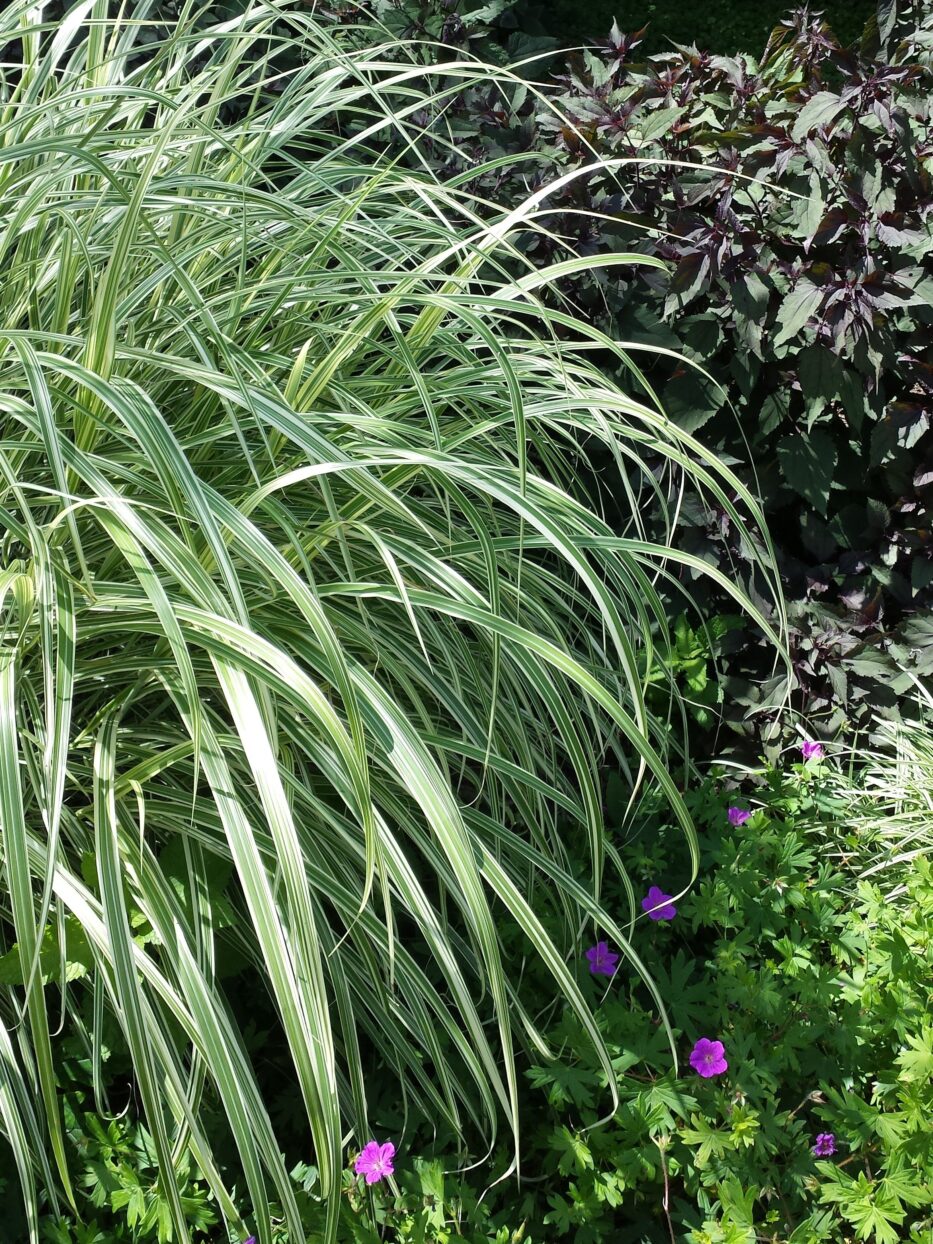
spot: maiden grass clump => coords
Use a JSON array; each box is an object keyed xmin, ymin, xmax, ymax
[{"xmin": 0, "ymin": 2, "xmax": 782, "ymax": 1239}]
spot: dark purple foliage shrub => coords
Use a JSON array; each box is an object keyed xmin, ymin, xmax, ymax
[{"xmin": 339, "ymin": 1, "xmax": 932, "ymax": 744}]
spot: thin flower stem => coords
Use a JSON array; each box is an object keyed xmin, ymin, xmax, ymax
[{"xmin": 654, "ymin": 1137, "xmax": 677, "ymax": 1244}]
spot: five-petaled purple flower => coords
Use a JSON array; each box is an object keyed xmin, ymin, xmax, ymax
[
  {"xmin": 585, "ymin": 941, "xmax": 619, "ymax": 976},
  {"xmin": 727, "ymin": 806, "xmax": 751, "ymax": 826},
  {"xmin": 354, "ymin": 1140, "xmax": 396, "ymax": 1184},
  {"xmin": 641, "ymin": 886, "xmax": 677, "ymax": 921},
  {"xmin": 244, "ymin": 1238, "xmax": 255, "ymax": 1244},
  {"xmin": 812, "ymin": 1132, "xmax": 836, "ymax": 1157},
  {"xmin": 801, "ymin": 739, "xmax": 824, "ymax": 762},
  {"xmin": 689, "ymin": 1037, "xmax": 728, "ymax": 1078}
]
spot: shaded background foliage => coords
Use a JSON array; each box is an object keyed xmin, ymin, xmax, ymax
[{"xmin": 503, "ymin": 0, "xmax": 876, "ymax": 57}]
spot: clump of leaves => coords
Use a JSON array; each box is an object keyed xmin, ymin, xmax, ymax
[
  {"xmin": 590, "ymin": 5, "xmax": 929, "ymax": 743},
  {"xmin": 36, "ymin": 1110, "xmax": 218, "ymax": 1244},
  {"xmin": 644, "ymin": 613, "xmax": 745, "ymax": 731}
]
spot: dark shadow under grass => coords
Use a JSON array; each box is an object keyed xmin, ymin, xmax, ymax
[{"xmin": 511, "ymin": 0, "xmax": 876, "ymax": 54}]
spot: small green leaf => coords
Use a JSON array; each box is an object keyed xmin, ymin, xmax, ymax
[{"xmin": 638, "ymin": 105, "xmax": 684, "ymax": 143}]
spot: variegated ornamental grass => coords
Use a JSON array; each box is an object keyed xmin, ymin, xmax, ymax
[{"xmin": 0, "ymin": 1, "xmax": 784, "ymax": 1240}]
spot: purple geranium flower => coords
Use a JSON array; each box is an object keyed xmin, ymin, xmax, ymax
[
  {"xmin": 689, "ymin": 1037, "xmax": 728, "ymax": 1078},
  {"xmin": 812, "ymin": 1132, "xmax": 836, "ymax": 1157},
  {"xmin": 641, "ymin": 886, "xmax": 677, "ymax": 921},
  {"xmin": 801, "ymin": 739, "xmax": 824, "ymax": 762},
  {"xmin": 727, "ymin": 806, "xmax": 751, "ymax": 826},
  {"xmin": 585, "ymin": 940, "xmax": 619, "ymax": 976},
  {"xmin": 354, "ymin": 1140, "xmax": 396, "ymax": 1184}
]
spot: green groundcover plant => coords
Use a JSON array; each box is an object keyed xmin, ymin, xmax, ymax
[
  {"xmin": 0, "ymin": 2, "xmax": 785, "ymax": 1241},
  {"xmin": 510, "ymin": 749, "xmax": 933, "ymax": 1244}
]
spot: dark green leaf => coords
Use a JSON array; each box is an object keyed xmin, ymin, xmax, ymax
[
  {"xmin": 777, "ymin": 429, "xmax": 837, "ymax": 515},
  {"xmin": 798, "ymin": 345, "xmax": 843, "ymax": 402},
  {"xmin": 663, "ymin": 369, "xmax": 726, "ymax": 434},
  {"xmin": 774, "ymin": 283, "xmax": 823, "ymax": 348},
  {"xmin": 791, "ymin": 91, "xmax": 849, "ymax": 141}
]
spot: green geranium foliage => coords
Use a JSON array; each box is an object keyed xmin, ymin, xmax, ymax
[
  {"xmin": 21, "ymin": 1097, "xmax": 218, "ymax": 1244},
  {"xmin": 498, "ymin": 768, "xmax": 933, "ymax": 1243}
]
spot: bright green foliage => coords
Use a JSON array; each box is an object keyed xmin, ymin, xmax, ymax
[
  {"xmin": 0, "ymin": 2, "xmax": 782, "ymax": 1241},
  {"xmin": 39, "ymin": 1108, "xmax": 218, "ymax": 1244},
  {"xmin": 644, "ymin": 614, "xmax": 743, "ymax": 732}
]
